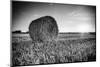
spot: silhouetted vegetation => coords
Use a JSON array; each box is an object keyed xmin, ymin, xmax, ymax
[
  {"xmin": 89, "ymin": 32, "xmax": 96, "ymax": 35},
  {"xmin": 12, "ymin": 30, "xmax": 22, "ymax": 33},
  {"xmin": 12, "ymin": 30, "xmax": 29, "ymax": 34}
]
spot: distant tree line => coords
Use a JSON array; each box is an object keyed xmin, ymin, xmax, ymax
[{"xmin": 12, "ymin": 30, "xmax": 29, "ymax": 34}]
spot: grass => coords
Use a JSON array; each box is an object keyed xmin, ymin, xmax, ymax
[{"xmin": 12, "ymin": 33, "xmax": 96, "ymax": 66}]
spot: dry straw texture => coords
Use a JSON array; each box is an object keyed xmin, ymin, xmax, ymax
[{"xmin": 29, "ymin": 16, "xmax": 59, "ymax": 43}]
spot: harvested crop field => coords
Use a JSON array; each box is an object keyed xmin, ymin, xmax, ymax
[{"xmin": 12, "ymin": 33, "xmax": 96, "ymax": 66}]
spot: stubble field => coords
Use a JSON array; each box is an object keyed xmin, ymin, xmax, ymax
[{"xmin": 12, "ymin": 33, "xmax": 96, "ymax": 66}]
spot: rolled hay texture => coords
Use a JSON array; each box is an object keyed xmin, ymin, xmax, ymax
[{"xmin": 29, "ymin": 16, "xmax": 59, "ymax": 43}]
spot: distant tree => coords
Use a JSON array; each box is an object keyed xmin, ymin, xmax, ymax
[
  {"xmin": 89, "ymin": 32, "xmax": 96, "ymax": 35},
  {"xmin": 26, "ymin": 31, "xmax": 29, "ymax": 34},
  {"xmin": 12, "ymin": 30, "xmax": 22, "ymax": 33}
]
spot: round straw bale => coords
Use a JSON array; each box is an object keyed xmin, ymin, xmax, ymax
[{"xmin": 29, "ymin": 16, "xmax": 59, "ymax": 43}]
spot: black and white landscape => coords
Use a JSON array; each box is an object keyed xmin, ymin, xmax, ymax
[{"xmin": 11, "ymin": 1, "xmax": 96, "ymax": 66}]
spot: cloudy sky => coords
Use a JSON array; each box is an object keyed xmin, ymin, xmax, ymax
[{"xmin": 12, "ymin": 1, "xmax": 96, "ymax": 32}]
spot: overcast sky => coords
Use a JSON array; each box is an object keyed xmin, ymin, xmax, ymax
[{"xmin": 12, "ymin": 1, "xmax": 96, "ymax": 32}]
